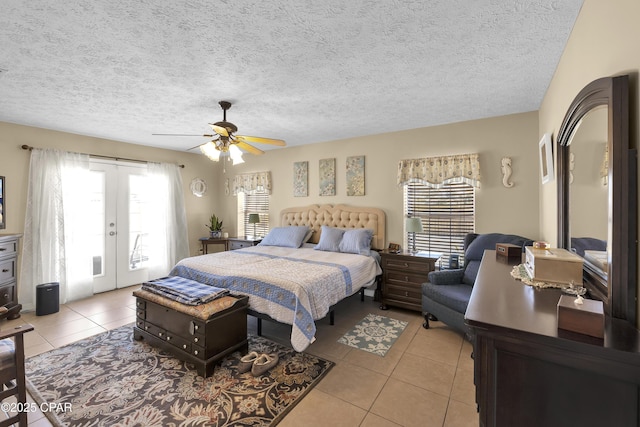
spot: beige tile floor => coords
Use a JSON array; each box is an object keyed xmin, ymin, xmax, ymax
[{"xmin": 0, "ymin": 286, "xmax": 479, "ymax": 426}]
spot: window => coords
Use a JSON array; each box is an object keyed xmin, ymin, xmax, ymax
[
  {"xmin": 404, "ymin": 180, "xmax": 475, "ymax": 267},
  {"xmin": 237, "ymin": 192, "xmax": 270, "ymax": 238}
]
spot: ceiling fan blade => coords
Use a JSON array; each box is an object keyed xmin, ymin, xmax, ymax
[
  {"xmin": 153, "ymin": 133, "xmax": 215, "ymax": 137},
  {"xmin": 187, "ymin": 143, "xmax": 206, "ymax": 151},
  {"xmin": 235, "ymin": 141, "xmax": 264, "ymax": 155},
  {"xmin": 209, "ymin": 124, "xmax": 229, "ymax": 137},
  {"xmin": 236, "ymin": 135, "xmax": 286, "ymax": 146}
]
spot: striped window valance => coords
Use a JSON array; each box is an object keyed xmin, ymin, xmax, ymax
[
  {"xmin": 233, "ymin": 171, "xmax": 272, "ymax": 195},
  {"xmin": 397, "ymin": 153, "xmax": 481, "ymax": 188}
]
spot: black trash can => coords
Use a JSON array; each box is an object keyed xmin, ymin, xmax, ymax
[{"xmin": 36, "ymin": 282, "xmax": 60, "ymax": 316}]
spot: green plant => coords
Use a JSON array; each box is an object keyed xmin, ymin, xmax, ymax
[{"xmin": 206, "ymin": 214, "xmax": 224, "ymax": 232}]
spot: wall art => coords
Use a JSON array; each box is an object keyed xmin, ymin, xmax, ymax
[
  {"xmin": 293, "ymin": 161, "xmax": 308, "ymax": 197},
  {"xmin": 346, "ymin": 155, "xmax": 365, "ymax": 196},
  {"xmin": 319, "ymin": 158, "xmax": 336, "ymax": 196}
]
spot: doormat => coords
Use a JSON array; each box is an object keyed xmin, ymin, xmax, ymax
[
  {"xmin": 337, "ymin": 313, "xmax": 408, "ymax": 356},
  {"xmin": 26, "ymin": 325, "xmax": 333, "ymax": 426}
]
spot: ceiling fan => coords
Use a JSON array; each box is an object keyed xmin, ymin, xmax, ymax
[{"xmin": 153, "ymin": 100, "xmax": 286, "ymax": 164}]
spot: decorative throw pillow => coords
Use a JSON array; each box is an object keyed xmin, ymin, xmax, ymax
[
  {"xmin": 339, "ymin": 228, "xmax": 374, "ymax": 256},
  {"xmin": 314, "ymin": 226, "xmax": 345, "ymax": 252},
  {"xmin": 258, "ymin": 226, "xmax": 310, "ymax": 248}
]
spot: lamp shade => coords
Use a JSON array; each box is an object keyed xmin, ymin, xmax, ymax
[
  {"xmin": 200, "ymin": 141, "xmax": 221, "ymax": 161},
  {"xmin": 248, "ymin": 213, "xmax": 261, "ymax": 224},
  {"xmin": 405, "ymin": 217, "xmax": 423, "ymax": 233}
]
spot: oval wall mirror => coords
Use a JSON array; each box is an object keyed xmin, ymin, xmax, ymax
[{"xmin": 556, "ymin": 75, "xmax": 636, "ymax": 323}]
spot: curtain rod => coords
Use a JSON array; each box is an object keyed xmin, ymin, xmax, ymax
[{"xmin": 20, "ymin": 145, "xmax": 185, "ymax": 168}]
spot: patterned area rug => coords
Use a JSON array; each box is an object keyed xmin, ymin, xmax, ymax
[
  {"xmin": 26, "ymin": 325, "xmax": 333, "ymax": 427},
  {"xmin": 337, "ymin": 313, "xmax": 408, "ymax": 356}
]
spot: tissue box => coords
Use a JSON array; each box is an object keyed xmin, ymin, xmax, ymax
[
  {"xmin": 557, "ymin": 295, "xmax": 604, "ymax": 338},
  {"xmin": 524, "ymin": 247, "xmax": 583, "ymax": 285}
]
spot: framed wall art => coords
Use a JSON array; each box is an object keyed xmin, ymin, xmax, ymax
[
  {"xmin": 539, "ymin": 133, "xmax": 554, "ymax": 184},
  {"xmin": 319, "ymin": 158, "xmax": 336, "ymax": 196},
  {"xmin": 293, "ymin": 161, "xmax": 308, "ymax": 197},
  {"xmin": 346, "ymin": 155, "xmax": 365, "ymax": 196}
]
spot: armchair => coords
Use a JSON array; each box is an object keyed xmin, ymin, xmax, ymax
[
  {"xmin": 422, "ymin": 233, "xmax": 533, "ymax": 336},
  {"xmin": 0, "ymin": 323, "xmax": 34, "ymax": 427}
]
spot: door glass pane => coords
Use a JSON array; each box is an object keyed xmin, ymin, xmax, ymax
[
  {"xmin": 89, "ymin": 171, "xmax": 105, "ymax": 277},
  {"xmin": 129, "ymin": 174, "xmax": 149, "ymax": 270}
]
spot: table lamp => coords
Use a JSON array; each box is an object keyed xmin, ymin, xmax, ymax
[
  {"xmin": 248, "ymin": 213, "xmax": 260, "ymax": 238},
  {"xmin": 405, "ymin": 217, "xmax": 423, "ymax": 254}
]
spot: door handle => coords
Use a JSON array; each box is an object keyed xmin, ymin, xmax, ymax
[{"xmin": 109, "ymin": 231, "xmax": 116, "ymax": 236}]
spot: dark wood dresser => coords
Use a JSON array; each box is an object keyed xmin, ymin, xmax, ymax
[
  {"xmin": 466, "ymin": 250, "xmax": 640, "ymax": 427},
  {"xmin": 379, "ymin": 251, "xmax": 438, "ymax": 312},
  {"xmin": 0, "ymin": 234, "xmax": 22, "ymax": 320}
]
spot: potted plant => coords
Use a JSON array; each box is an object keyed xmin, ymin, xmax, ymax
[{"xmin": 206, "ymin": 214, "xmax": 224, "ymax": 238}]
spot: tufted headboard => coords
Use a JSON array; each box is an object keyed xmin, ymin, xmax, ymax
[{"xmin": 280, "ymin": 204, "xmax": 386, "ymax": 250}]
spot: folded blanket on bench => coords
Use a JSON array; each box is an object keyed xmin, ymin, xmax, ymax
[{"xmin": 142, "ymin": 276, "xmax": 229, "ymax": 306}]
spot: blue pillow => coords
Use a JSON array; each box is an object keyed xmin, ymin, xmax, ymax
[
  {"xmin": 258, "ymin": 226, "xmax": 310, "ymax": 248},
  {"xmin": 314, "ymin": 226, "xmax": 345, "ymax": 252},
  {"xmin": 339, "ymin": 228, "xmax": 374, "ymax": 255}
]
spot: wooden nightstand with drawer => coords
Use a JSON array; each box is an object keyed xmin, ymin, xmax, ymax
[
  {"xmin": 379, "ymin": 250, "xmax": 439, "ymax": 312},
  {"xmin": 227, "ymin": 237, "xmax": 262, "ymax": 251}
]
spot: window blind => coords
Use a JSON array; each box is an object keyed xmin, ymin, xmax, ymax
[
  {"xmin": 239, "ymin": 192, "xmax": 270, "ymax": 238},
  {"xmin": 404, "ymin": 181, "xmax": 475, "ymax": 267}
]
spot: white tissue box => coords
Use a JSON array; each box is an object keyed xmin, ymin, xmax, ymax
[{"xmin": 524, "ymin": 247, "xmax": 583, "ymax": 285}]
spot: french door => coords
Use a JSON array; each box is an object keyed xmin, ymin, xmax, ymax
[{"xmin": 89, "ymin": 161, "xmax": 150, "ymax": 292}]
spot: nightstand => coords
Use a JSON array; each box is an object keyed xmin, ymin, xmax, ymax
[
  {"xmin": 379, "ymin": 250, "xmax": 440, "ymax": 312},
  {"xmin": 199, "ymin": 237, "xmax": 262, "ymax": 253},
  {"xmin": 227, "ymin": 236, "xmax": 262, "ymax": 250}
]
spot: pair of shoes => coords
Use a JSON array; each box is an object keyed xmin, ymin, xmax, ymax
[
  {"xmin": 237, "ymin": 351, "xmax": 279, "ymax": 376},
  {"xmin": 251, "ymin": 353, "xmax": 279, "ymax": 377},
  {"xmin": 237, "ymin": 351, "xmax": 260, "ymax": 374}
]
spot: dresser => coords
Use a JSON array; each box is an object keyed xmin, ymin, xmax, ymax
[
  {"xmin": 466, "ymin": 250, "xmax": 640, "ymax": 427},
  {"xmin": 0, "ymin": 234, "xmax": 22, "ymax": 320},
  {"xmin": 379, "ymin": 251, "xmax": 438, "ymax": 312}
]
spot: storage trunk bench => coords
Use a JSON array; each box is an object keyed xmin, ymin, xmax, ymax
[{"xmin": 133, "ymin": 288, "xmax": 248, "ymax": 378}]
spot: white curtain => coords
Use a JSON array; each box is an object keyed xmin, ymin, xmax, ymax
[
  {"xmin": 145, "ymin": 162, "xmax": 189, "ymax": 279},
  {"xmin": 20, "ymin": 149, "xmax": 94, "ymax": 310}
]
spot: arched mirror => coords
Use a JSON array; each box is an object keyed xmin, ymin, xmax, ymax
[{"xmin": 557, "ymin": 75, "xmax": 636, "ymax": 324}]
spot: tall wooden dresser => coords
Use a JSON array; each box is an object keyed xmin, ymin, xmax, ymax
[
  {"xmin": 466, "ymin": 250, "xmax": 640, "ymax": 427},
  {"xmin": 0, "ymin": 234, "xmax": 22, "ymax": 319}
]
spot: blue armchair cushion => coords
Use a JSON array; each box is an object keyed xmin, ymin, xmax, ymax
[
  {"xmin": 428, "ymin": 268, "xmax": 464, "ymax": 285},
  {"xmin": 422, "ymin": 283, "xmax": 473, "ymax": 314}
]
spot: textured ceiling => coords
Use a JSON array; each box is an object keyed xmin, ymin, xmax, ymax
[{"xmin": 0, "ymin": 0, "xmax": 583, "ymax": 154}]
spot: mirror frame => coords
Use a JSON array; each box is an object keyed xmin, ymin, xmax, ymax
[
  {"xmin": 557, "ymin": 75, "xmax": 636, "ymax": 323},
  {"xmin": 0, "ymin": 176, "xmax": 4, "ymax": 230}
]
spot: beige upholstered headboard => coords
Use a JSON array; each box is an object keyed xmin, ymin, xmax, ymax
[{"xmin": 280, "ymin": 204, "xmax": 386, "ymax": 250}]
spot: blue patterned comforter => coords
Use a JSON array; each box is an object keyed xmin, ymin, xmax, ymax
[{"xmin": 170, "ymin": 245, "xmax": 381, "ymax": 351}]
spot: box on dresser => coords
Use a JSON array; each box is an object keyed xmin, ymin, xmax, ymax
[
  {"xmin": 557, "ymin": 294, "xmax": 604, "ymax": 339},
  {"xmin": 524, "ymin": 246, "xmax": 583, "ymax": 284}
]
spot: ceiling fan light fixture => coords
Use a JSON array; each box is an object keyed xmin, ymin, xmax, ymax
[
  {"xmin": 229, "ymin": 144, "xmax": 245, "ymax": 165},
  {"xmin": 200, "ymin": 141, "xmax": 221, "ymax": 161}
]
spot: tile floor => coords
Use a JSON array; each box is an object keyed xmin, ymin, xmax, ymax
[{"xmin": 1, "ymin": 286, "xmax": 479, "ymax": 426}]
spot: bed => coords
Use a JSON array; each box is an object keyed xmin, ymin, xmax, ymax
[{"xmin": 170, "ymin": 204, "xmax": 385, "ymax": 351}]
